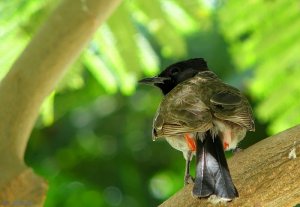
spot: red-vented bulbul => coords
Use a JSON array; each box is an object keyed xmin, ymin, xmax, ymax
[{"xmin": 139, "ymin": 58, "xmax": 255, "ymax": 200}]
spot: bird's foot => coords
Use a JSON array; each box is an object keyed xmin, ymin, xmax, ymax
[
  {"xmin": 184, "ymin": 174, "xmax": 194, "ymax": 185},
  {"xmin": 233, "ymin": 147, "xmax": 243, "ymax": 155}
]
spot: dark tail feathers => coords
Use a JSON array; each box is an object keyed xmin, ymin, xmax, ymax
[{"xmin": 192, "ymin": 132, "xmax": 238, "ymax": 199}]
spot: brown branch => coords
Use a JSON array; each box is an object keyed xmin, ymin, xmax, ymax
[
  {"xmin": 160, "ymin": 125, "xmax": 300, "ymax": 207},
  {"xmin": 0, "ymin": 0, "xmax": 121, "ymax": 206}
]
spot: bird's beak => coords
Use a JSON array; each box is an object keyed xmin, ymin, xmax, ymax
[{"xmin": 138, "ymin": 76, "xmax": 170, "ymax": 85}]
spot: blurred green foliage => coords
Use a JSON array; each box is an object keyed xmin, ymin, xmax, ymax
[
  {"xmin": 0, "ymin": 0, "xmax": 299, "ymax": 206},
  {"xmin": 218, "ymin": 0, "xmax": 300, "ymax": 134}
]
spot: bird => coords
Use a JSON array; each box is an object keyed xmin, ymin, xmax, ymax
[{"xmin": 139, "ymin": 58, "xmax": 255, "ymax": 201}]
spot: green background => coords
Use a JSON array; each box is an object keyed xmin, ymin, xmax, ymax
[{"xmin": 1, "ymin": 0, "xmax": 299, "ymax": 206}]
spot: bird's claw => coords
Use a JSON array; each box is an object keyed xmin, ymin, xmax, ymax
[
  {"xmin": 184, "ymin": 174, "xmax": 194, "ymax": 185},
  {"xmin": 233, "ymin": 147, "xmax": 243, "ymax": 155}
]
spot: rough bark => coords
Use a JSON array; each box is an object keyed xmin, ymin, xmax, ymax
[
  {"xmin": 160, "ymin": 125, "xmax": 300, "ymax": 207},
  {"xmin": 0, "ymin": 0, "xmax": 121, "ymax": 206}
]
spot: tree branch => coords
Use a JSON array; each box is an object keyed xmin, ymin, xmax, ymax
[
  {"xmin": 160, "ymin": 125, "xmax": 300, "ymax": 207},
  {"xmin": 0, "ymin": 0, "xmax": 121, "ymax": 206}
]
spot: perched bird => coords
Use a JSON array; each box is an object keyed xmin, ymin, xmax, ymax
[{"xmin": 139, "ymin": 58, "xmax": 255, "ymax": 200}]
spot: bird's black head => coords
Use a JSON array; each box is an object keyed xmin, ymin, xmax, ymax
[{"xmin": 139, "ymin": 58, "xmax": 209, "ymax": 95}]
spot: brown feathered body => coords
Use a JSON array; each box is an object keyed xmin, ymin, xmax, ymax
[{"xmin": 152, "ymin": 71, "xmax": 254, "ymax": 160}]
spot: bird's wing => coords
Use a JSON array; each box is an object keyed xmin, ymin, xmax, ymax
[
  {"xmin": 154, "ymin": 84, "xmax": 213, "ymax": 137},
  {"xmin": 210, "ymin": 89, "xmax": 255, "ymax": 131}
]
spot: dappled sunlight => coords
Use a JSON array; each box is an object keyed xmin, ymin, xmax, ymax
[{"xmin": 1, "ymin": 0, "xmax": 299, "ymax": 206}]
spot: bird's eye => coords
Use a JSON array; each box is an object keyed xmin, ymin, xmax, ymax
[{"xmin": 170, "ymin": 67, "xmax": 180, "ymax": 75}]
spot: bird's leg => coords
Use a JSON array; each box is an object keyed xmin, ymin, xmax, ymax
[
  {"xmin": 233, "ymin": 147, "xmax": 243, "ymax": 155},
  {"xmin": 184, "ymin": 133, "xmax": 196, "ymax": 185},
  {"xmin": 184, "ymin": 150, "xmax": 194, "ymax": 185}
]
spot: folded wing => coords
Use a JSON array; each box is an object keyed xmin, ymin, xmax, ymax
[
  {"xmin": 153, "ymin": 83, "xmax": 213, "ymax": 137},
  {"xmin": 210, "ymin": 90, "xmax": 255, "ymax": 131}
]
